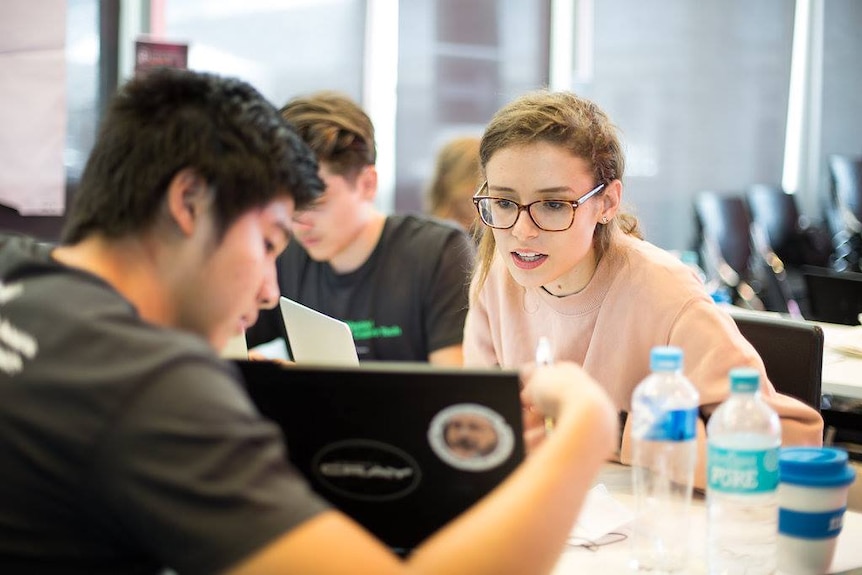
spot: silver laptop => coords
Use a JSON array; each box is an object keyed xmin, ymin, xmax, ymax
[
  {"xmin": 279, "ymin": 296, "xmax": 360, "ymax": 366},
  {"xmin": 221, "ymin": 332, "xmax": 249, "ymax": 360}
]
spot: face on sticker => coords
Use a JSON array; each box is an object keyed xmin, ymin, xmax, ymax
[
  {"xmin": 443, "ymin": 413, "xmax": 499, "ymax": 459},
  {"xmin": 427, "ymin": 403, "xmax": 516, "ymax": 472}
]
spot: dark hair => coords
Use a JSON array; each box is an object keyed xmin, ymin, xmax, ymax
[
  {"xmin": 62, "ymin": 68, "xmax": 323, "ymax": 244},
  {"xmin": 279, "ymin": 91, "xmax": 376, "ymax": 183}
]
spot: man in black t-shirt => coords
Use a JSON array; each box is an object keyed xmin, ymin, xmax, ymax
[
  {"xmin": 245, "ymin": 92, "xmax": 474, "ymax": 365},
  {"xmin": 0, "ymin": 68, "xmax": 330, "ymax": 574}
]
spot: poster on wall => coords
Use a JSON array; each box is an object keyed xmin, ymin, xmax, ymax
[
  {"xmin": 0, "ymin": 0, "xmax": 67, "ymax": 216},
  {"xmin": 134, "ymin": 39, "xmax": 188, "ymax": 77}
]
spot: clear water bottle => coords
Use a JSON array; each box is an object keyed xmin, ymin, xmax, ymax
[
  {"xmin": 707, "ymin": 367, "xmax": 781, "ymax": 574},
  {"xmin": 630, "ymin": 346, "xmax": 700, "ymax": 572}
]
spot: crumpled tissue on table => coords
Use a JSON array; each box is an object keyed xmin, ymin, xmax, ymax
[{"xmin": 568, "ymin": 484, "xmax": 634, "ymax": 548}]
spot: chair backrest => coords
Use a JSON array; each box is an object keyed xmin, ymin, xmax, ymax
[
  {"xmin": 829, "ymin": 155, "xmax": 862, "ymax": 225},
  {"xmin": 746, "ymin": 184, "xmax": 800, "ymax": 257},
  {"xmin": 729, "ymin": 311, "xmax": 823, "ymax": 411},
  {"xmin": 694, "ymin": 191, "xmax": 752, "ymax": 275}
]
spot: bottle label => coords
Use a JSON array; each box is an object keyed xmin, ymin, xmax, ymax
[
  {"xmin": 645, "ymin": 407, "xmax": 698, "ymax": 441},
  {"xmin": 707, "ymin": 445, "xmax": 779, "ymax": 493},
  {"xmin": 778, "ymin": 507, "xmax": 846, "ymax": 540}
]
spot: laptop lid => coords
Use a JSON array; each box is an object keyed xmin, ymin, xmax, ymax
[
  {"xmin": 234, "ymin": 360, "xmax": 525, "ymax": 552},
  {"xmin": 221, "ymin": 333, "xmax": 249, "ymax": 360},
  {"xmin": 278, "ymin": 296, "xmax": 360, "ymax": 365}
]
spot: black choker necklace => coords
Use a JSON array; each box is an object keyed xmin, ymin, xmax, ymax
[{"xmin": 541, "ymin": 286, "xmax": 566, "ymax": 298}]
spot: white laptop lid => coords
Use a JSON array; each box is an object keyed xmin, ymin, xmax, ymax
[
  {"xmin": 279, "ymin": 296, "xmax": 360, "ymax": 366},
  {"xmin": 221, "ymin": 332, "xmax": 249, "ymax": 360}
]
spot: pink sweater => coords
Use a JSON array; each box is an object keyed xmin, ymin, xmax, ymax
[{"xmin": 464, "ymin": 234, "xmax": 823, "ymax": 448}]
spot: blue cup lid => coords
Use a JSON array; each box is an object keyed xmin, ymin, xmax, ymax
[{"xmin": 779, "ymin": 447, "xmax": 857, "ymax": 487}]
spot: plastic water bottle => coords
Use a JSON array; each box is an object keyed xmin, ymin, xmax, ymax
[
  {"xmin": 707, "ymin": 367, "xmax": 781, "ymax": 574},
  {"xmin": 630, "ymin": 346, "xmax": 700, "ymax": 572}
]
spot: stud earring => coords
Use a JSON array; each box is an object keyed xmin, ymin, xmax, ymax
[{"xmin": 601, "ymin": 216, "xmax": 609, "ymax": 224}]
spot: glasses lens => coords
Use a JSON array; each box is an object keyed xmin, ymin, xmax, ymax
[
  {"xmin": 530, "ymin": 201, "xmax": 575, "ymax": 231},
  {"xmin": 477, "ymin": 198, "xmax": 518, "ymax": 228}
]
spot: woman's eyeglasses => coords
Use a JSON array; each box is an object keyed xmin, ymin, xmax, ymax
[{"xmin": 472, "ymin": 182, "xmax": 605, "ymax": 232}]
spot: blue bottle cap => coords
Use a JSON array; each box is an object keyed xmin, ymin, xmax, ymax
[
  {"xmin": 729, "ymin": 367, "xmax": 759, "ymax": 392},
  {"xmin": 779, "ymin": 447, "xmax": 857, "ymax": 487},
  {"xmin": 650, "ymin": 346, "xmax": 683, "ymax": 372},
  {"xmin": 710, "ymin": 290, "xmax": 732, "ymax": 305}
]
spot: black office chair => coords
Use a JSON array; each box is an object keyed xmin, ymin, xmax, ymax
[
  {"xmin": 729, "ymin": 311, "xmax": 823, "ymax": 412},
  {"xmin": 695, "ymin": 191, "xmax": 762, "ymax": 307},
  {"xmin": 746, "ymin": 184, "xmax": 831, "ymax": 268},
  {"xmin": 746, "ymin": 185, "xmax": 832, "ymax": 317},
  {"xmin": 694, "ymin": 191, "xmax": 798, "ymax": 315},
  {"xmin": 826, "ymin": 155, "xmax": 862, "ymax": 273},
  {"xmin": 802, "ymin": 266, "xmax": 862, "ymax": 325}
]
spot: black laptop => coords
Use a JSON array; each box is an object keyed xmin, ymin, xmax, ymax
[
  {"xmin": 233, "ymin": 360, "xmax": 525, "ymax": 553},
  {"xmin": 802, "ymin": 266, "xmax": 862, "ymax": 325}
]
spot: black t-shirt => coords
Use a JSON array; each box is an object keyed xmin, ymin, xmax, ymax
[
  {"xmin": 247, "ymin": 214, "xmax": 475, "ymax": 361},
  {"xmin": 0, "ymin": 234, "xmax": 329, "ymax": 574}
]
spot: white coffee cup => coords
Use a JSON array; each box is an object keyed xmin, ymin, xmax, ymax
[{"xmin": 777, "ymin": 447, "xmax": 856, "ymax": 575}]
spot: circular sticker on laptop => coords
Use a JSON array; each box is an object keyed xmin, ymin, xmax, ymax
[{"xmin": 427, "ymin": 403, "xmax": 515, "ymax": 471}]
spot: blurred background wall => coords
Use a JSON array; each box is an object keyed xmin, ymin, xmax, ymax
[{"xmin": 1, "ymin": 0, "xmax": 860, "ymax": 251}]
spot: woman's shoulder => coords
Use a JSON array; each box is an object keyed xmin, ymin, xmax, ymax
[{"xmin": 611, "ymin": 236, "xmax": 709, "ymax": 302}]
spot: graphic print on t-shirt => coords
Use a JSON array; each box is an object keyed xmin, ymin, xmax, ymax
[
  {"xmin": 347, "ymin": 319, "xmax": 404, "ymax": 357},
  {"xmin": 0, "ymin": 281, "xmax": 38, "ymax": 375},
  {"xmin": 347, "ymin": 319, "xmax": 404, "ymax": 341}
]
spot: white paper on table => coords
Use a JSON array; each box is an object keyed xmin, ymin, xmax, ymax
[
  {"xmin": 832, "ymin": 327, "xmax": 862, "ymax": 358},
  {"xmin": 568, "ymin": 483, "xmax": 634, "ymax": 546}
]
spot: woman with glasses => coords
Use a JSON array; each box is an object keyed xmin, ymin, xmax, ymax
[{"xmin": 463, "ymin": 90, "xmax": 822, "ymax": 481}]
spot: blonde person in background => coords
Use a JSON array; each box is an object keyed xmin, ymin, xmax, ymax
[
  {"xmin": 463, "ymin": 90, "xmax": 823, "ymax": 487},
  {"xmin": 425, "ymin": 136, "xmax": 483, "ymax": 233}
]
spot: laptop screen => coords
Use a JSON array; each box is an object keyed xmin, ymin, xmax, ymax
[
  {"xmin": 279, "ymin": 296, "xmax": 360, "ymax": 365},
  {"xmin": 234, "ymin": 360, "xmax": 525, "ymax": 552}
]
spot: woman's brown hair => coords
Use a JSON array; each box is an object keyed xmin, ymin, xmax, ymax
[{"xmin": 473, "ymin": 90, "xmax": 642, "ymax": 293}]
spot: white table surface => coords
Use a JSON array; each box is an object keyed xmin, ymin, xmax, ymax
[
  {"xmin": 553, "ymin": 463, "xmax": 862, "ymax": 574},
  {"xmin": 819, "ymin": 323, "xmax": 862, "ymax": 400}
]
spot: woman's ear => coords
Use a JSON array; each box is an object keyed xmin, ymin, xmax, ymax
[
  {"xmin": 166, "ymin": 168, "xmax": 209, "ymax": 236},
  {"xmin": 599, "ymin": 179, "xmax": 623, "ymax": 222}
]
